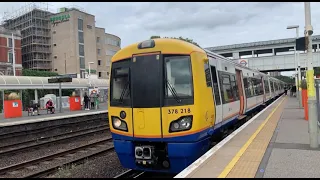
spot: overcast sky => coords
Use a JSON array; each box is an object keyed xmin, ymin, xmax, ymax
[{"xmin": 0, "ymin": 2, "xmax": 318, "ymax": 76}]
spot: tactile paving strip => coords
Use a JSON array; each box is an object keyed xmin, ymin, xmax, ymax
[{"xmin": 225, "ymin": 98, "xmax": 287, "ymax": 178}]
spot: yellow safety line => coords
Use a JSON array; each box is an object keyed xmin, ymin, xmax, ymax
[{"xmin": 218, "ymin": 96, "xmax": 286, "ymax": 178}]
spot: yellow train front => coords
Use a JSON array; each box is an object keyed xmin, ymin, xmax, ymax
[{"xmin": 108, "ymin": 38, "xmax": 216, "ymax": 173}]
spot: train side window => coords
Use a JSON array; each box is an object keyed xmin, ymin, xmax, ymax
[
  {"xmin": 210, "ymin": 66, "xmax": 221, "ymax": 105},
  {"xmin": 270, "ymin": 81, "xmax": 274, "ymax": 93},
  {"xmin": 257, "ymin": 78, "xmax": 264, "ymax": 95},
  {"xmin": 243, "ymin": 77, "xmax": 250, "ymax": 97},
  {"xmin": 220, "ymin": 73, "xmax": 234, "ymax": 104},
  {"xmin": 248, "ymin": 78, "xmax": 255, "ymax": 97},
  {"xmin": 264, "ymin": 79, "xmax": 270, "ymax": 93},
  {"xmin": 204, "ymin": 63, "xmax": 212, "ymax": 87},
  {"xmin": 230, "ymin": 75, "xmax": 239, "ymax": 101}
]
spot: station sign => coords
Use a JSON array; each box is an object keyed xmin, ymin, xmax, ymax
[
  {"xmin": 50, "ymin": 14, "xmax": 71, "ymax": 26},
  {"xmin": 238, "ymin": 59, "xmax": 248, "ymax": 67},
  {"xmin": 48, "ymin": 76, "xmax": 72, "ymax": 83}
]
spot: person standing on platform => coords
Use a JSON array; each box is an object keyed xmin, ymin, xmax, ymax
[
  {"xmin": 84, "ymin": 93, "xmax": 89, "ymax": 110},
  {"xmin": 284, "ymin": 86, "xmax": 288, "ymax": 96}
]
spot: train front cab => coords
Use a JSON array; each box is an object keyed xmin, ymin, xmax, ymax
[{"xmin": 108, "ymin": 39, "xmax": 216, "ymax": 173}]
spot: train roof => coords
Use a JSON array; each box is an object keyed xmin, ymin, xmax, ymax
[
  {"xmin": 112, "ymin": 38, "xmax": 205, "ymax": 62},
  {"xmin": 112, "ymin": 38, "xmax": 285, "ymax": 84}
]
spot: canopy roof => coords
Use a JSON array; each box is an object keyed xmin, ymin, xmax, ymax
[{"xmin": 0, "ymin": 76, "xmax": 109, "ymax": 90}]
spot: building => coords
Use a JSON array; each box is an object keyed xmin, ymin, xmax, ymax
[
  {"xmin": 96, "ymin": 28, "xmax": 121, "ymax": 79},
  {"xmin": 2, "ymin": 6, "xmax": 52, "ymax": 71},
  {"xmin": 50, "ymin": 7, "xmax": 98, "ymax": 78},
  {"xmin": 0, "ymin": 26, "xmax": 22, "ymax": 75},
  {"xmin": 1, "ymin": 3, "xmax": 121, "ymax": 79},
  {"xmin": 50, "ymin": 7, "xmax": 121, "ymax": 79}
]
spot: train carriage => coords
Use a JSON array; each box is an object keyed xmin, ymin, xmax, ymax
[{"xmin": 108, "ymin": 38, "xmax": 285, "ymax": 173}]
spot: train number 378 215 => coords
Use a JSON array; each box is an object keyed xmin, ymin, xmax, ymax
[{"xmin": 168, "ymin": 108, "xmax": 191, "ymax": 114}]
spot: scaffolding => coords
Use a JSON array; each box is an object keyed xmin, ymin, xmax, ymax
[{"xmin": 2, "ymin": 2, "xmax": 53, "ymax": 71}]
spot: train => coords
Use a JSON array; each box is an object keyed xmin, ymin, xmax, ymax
[{"xmin": 108, "ymin": 38, "xmax": 286, "ymax": 173}]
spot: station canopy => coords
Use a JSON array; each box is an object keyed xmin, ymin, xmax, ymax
[{"xmin": 0, "ymin": 76, "xmax": 109, "ymax": 90}]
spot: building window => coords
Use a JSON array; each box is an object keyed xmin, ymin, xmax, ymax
[
  {"xmin": 107, "ymin": 72, "xmax": 109, "ymax": 76},
  {"xmin": 8, "ymin": 38, "xmax": 13, "ymax": 48},
  {"xmin": 8, "ymin": 52, "xmax": 13, "ymax": 63},
  {"xmin": 105, "ymin": 37, "xmax": 120, "ymax": 47},
  {"xmin": 87, "ymin": 25, "xmax": 92, "ymax": 29},
  {"xmin": 78, "ymin": 31, "xmax": 84, "ymax": 43},
  {"xmin": 106, "ymin": 50, "xmax": 117, "ymax": 56},
  {"xmin": 80, "ymin": 57, "xmax": 85, "ymax": 69},
  {"xmin": 79, "ymin": 44, "xmax": 85, "ymax": 56},
  {"xmin": 99, "ymin": 72, "xmax": 102, "ymax": 77},
  {"xmin": 98, "ymin": 60, "xmax": 101, "ymax": 66},
  {"xmin": 97, "ymin": 49, "xmax": 101, "ymax": 55},
  {"xmin": 78, "ymin": 18, "xmax": 83, "ymax": 31},
  {"xmin": 96, "ymin": 37, "xmax": 100, "ymax": 43}
]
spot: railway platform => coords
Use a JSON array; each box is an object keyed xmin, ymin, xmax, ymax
[
  {"xmin": 0, "ymin": 103, "xmax": 108, "ymax": 127},
  {"xmin": 175, "ymin": 95, "xmax": 320, "ymax": 178}
]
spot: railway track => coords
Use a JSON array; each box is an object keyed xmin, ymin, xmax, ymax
[
  {"xmin": 0, "ymin": 138, "xmax": 114, "ymax": 178},
  {"xmin": 0, "ymin": 115, "xmax": 108, "ymax": 141},
  {"xmin": 0, "ymin": 124, "xmax": 110, "ymax": 156},
  {"xmin": 114, "ymin": 169, "xmax": 145, "ymax": 178}
]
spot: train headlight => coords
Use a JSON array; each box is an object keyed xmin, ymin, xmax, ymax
[
  {"xmin": 111, "ymin": 116, "xmax": 128, "ymax": 132},
  {"xmin": 169, "ymin": 116, "xmax": 193, "ymax": 133}
]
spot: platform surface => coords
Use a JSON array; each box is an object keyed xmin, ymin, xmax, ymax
[
  {"xmin": 0, "ymin": 103, "xmax": 108, "ymax": 127},
  {"xmin": 175, "ymin": 96, "xmax": 320, "ymax": 178}
]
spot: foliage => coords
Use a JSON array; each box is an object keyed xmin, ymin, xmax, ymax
[
  {"xmin": 314, "ymin": 67, "xmax": 320, "ymax": 76},
  {"xmin": 22, "ymin": 69, "xmax": 59, "ymax": 77},
  {"xmin": 274, "ymin": 75, "xmax": 295, "ymax": 84},
  {"xmin": 150, "ymin": 36, "xmax": 200, "ymax": 47},
  {"xmin": 5, "ymin": 92, "xmax": 20, "ymax": 100}
]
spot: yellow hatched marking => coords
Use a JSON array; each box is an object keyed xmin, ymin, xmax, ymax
[{"xmin": 218, "ymin": 96, "xmax": 286, "ymax": 178}]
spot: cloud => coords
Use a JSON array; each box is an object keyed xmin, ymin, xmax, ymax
[{"xmin": 0, "ymin": 2, "xmax": 318, "ymax": 54}]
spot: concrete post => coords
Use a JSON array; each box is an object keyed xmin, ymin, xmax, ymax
[
  {"xmin": 296, "ymin": 28, "xmax": 302, "ymax": 108},
  {"xmin": 80, "ymin": 88, "xmax": 83, "ymax": 106},
  {"xmin": 34, "ymin": 89, "xmax": 38, "ymax": 103},
  {"xmin": 304, "ymin": 2, "xmax": 319, "ymax": 148},
  {"xmin": 59, "ymin": 82, "xmax": 62, "ymax": 113}
]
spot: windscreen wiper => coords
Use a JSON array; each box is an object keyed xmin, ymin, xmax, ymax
[
  {"xmin": 119, "ymin": 82, "xmax": 130, "ymax": 103},
  {"xmin": 166, "ymin": 80, "xmax": 181, "ymax": 103}
]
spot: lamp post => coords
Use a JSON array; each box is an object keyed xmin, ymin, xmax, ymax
[
  {"xmin": 287, "ymin": 25, "xmax": 301, "ymax": 107},
  {"xmin": 304, "ymin": 2, "xmax": 318, "ymax": 148}
]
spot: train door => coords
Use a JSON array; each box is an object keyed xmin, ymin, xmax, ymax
[
  {"xmin": 235, "ymin": 69, "xmax": 246, "ymax": 117},
  {"xmin": 130, "ymin": 53, "xmax": 163, "ymax": 138},
  {"xmin": 210, "ymin": 65, "xmax": 223, "ymax": 125}
]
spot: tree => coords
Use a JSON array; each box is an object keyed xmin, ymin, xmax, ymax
[
  {"xmin": 314, "ymin": 67, "xmax": 320, "ymax": 76},
  {"xmin": 150, "ymin": 36, "xmax": 200, "ymax": 47},
  {"xmin": 22, "ymin": 69, "xmax": 59, "ymax": 77},
  {"xmin": 275, "ymin": 75, "xmax": 295, "ymax": 84}
]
